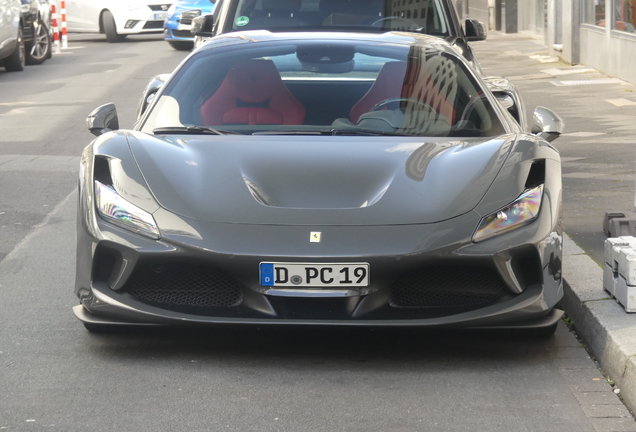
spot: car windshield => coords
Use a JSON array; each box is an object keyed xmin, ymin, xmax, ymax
[
  {"xmin": 228, "ymin": 0, "xmax": 449, "ymax": 36},
  {"xmin": 142, "ymin": 38, "xmax": 506, "ymax": 137}
]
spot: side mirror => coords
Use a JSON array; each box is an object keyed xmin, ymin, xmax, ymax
[
  {"xmin": 86, "ymin": 103, "xmax": 119, "ymax": 137},
  {"xmin": 532, "ymin": 106, "xmax": 565, "ymax": 142},
  {"xmin": 465, "ymin": 19, "xmax": 487, "ymax": 41},
  {"xmin": 136, "ymin": 73, "xmax": 170, "ymax": 121},
  {"xmin": 192, "ymin": 13, "xmax": 216, "ymax": 36}
]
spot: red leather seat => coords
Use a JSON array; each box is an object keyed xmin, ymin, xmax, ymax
[
  {"xmin": 350, "ymin": 60, "xmax": 456, "ymax": 125},
  {"xmin": 200, "ymin": 59, "xmax": 305, "ymax": 126}
]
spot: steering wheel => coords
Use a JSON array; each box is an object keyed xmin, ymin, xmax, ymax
[
  {"xmin": 371, "ymin": 16, "xmax": 419, "ymax": 29},
  {"xmin": 370, "ymin": 97, "xmax": 435, "ymax": 113}
]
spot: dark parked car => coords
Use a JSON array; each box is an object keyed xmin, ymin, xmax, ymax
[
  {"xmin": 74, "ymin": 31, "xmax": 565, "ymax": 336},
  {"xmin": 0, "ymin": 0, "xmax": 26, "ymax": 71},
  {"xmin": 190, "ymin": 0, "xmax": 527, "ymax": 129},
  {"xmin": 20, "ymin": 0, "xmax": 53, "ymax": 65}
]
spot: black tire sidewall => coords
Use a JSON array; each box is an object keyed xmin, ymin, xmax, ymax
[
  {"xmin": 4, "ymin": 27, "xmax": 26, "ymax": 71},
  {"xmin": 168, "ymin": 40, "xmax": 194, "ymax": 51},
  {"xmin": 103, "ymin": 10, "xmax": 121, "ymax": 43}
]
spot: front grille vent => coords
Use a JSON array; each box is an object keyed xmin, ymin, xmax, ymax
[
  {"xmin": 123, "ymin": 263, "xmax": 243, "ymax": 308},
  {"xmin": 389, "ymin": 266, "xmax": 511, "ymax": 309},
  {"xmin": 171, "ymin": 30, "xmax": 192, "ymax": 38},
  {"xmin": 143, "ymin": 21, "xmax": 165, "ymax": 29},
  {"xmin": 149, "ymin": 4, "xmax": 171, "ymax": 11}
]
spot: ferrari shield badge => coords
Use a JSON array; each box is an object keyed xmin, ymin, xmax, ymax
[{"xmin": 310, "ymin": 232, "xmax": 321, "ymax": 242}]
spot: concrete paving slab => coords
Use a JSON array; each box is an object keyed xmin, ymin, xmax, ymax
[
  {"xmin": 606, "ymin": 99, "xmax": 636, "ymax": 107},
  {"xmin": 589, "ymin": 417, "xmax": 636, "ymax": 432},
  {"xmin": 582, "ymin": 404, "xmax": 633, "ymax": 418},
  {"xmin": 560, "ymin": 368, "xmax": 614, "ymax": 392},
  {"xmin": 550, "ymin": 346, "xmax": 598, "ymax": 360},
  {"xmin": 575, "ymin": 392, "xmax": 626, "ymax": 406},
  {"xmin": 562, "ymin": 232, "xmax": 636, "ymax": 416},
  {"xmin": 557, "ymin": 358, "xmax": 602, "ymax": 369},
  {"xmin": 541, "ymin": 68, "xmax": 596, "ymax": 76}
]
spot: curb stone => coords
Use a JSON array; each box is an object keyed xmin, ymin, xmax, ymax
[{"xmin": 563, "ymin": 232, "xmax": 636, "ymax": 415}]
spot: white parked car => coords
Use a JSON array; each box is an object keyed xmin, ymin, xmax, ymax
[
  {"xmin": 0, "ymin": 0, "xmax": 25, "ymax": 71},
  {"xmin": 66, "ymin": 0, "xmax": 172, "ymax": 42}
]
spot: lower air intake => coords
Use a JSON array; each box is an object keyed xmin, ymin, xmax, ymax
[
  {"xmin": 390, "ymin": 266, "xmax": 512, "ymax": 308},
  {"xmin": 123, "ymin": 263, "xmax": 243, "ymax": 308}
]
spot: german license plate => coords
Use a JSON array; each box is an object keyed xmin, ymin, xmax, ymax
[
  {"xmin": 178, "ymin": 24, "xmax": 192, "ymax": 31},
  {"xmin": 260, "ymin": 262, "xmax": 369, "ymax": 287},
  {"xmin": 154, "ymin": 12, "xmax": 168, "ymax": 20}
]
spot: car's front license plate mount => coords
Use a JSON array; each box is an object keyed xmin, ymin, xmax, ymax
[
  {"xmin": 260, "ymin": 262, "xmax": 369, "ymax": 287},
  {"xmin": 155, "ymin": 12, "xmax": 168, "ymax": 21}
]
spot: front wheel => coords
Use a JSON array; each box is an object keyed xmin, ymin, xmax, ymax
[
  {"xmin": 102, "ymin": 10, "xmax": 126, "ymax": 43},
  {"xmin": 26, "ymin": 19, "xmax": 52, "ymax": 65},
  {"xmin": 4, "ymin": 27, "xmax": 26, "ymax": 71}
]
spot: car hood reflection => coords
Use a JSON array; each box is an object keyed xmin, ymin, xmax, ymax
[{"xmin": 127, "ymin": 132, "xmax": 514, "ymax": 225}]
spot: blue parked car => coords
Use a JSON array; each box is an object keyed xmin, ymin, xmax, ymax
[{"xmin": 164, "ymin": 0, "xmax": 215, "ymax": 50}]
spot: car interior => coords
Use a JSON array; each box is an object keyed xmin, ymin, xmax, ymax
[{"xmin": 144, "ymin": 42, "xmax": 506, "ymax": 137}]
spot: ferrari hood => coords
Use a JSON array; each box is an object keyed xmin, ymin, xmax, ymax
[{"xmin": 126, "ymin": 132, "xmax": 514, "ymax": 225}]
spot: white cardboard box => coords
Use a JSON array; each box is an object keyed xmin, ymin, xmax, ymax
[
  {"xmin": 616, "ymin": 275, "xmax": 636, "ymax": 313},
  {"xmin": 603, "ymin": 237, "xmax": 636, "ymax": 312}
]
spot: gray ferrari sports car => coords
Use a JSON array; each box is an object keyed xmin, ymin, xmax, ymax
[{"xmin": 74, "ymin": 30, "xmax": 565, "ymax": 335}]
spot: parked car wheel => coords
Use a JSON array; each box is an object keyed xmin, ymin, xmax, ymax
[
  {"xmin": 102, "ymin": 10, "xmax": 126, "ymax": 43},
  {"xmin": 168, "ymin": 40, "xmax": 193, "ymax": 51},
  {"xmin": 4, "ymin": 27, "xmax": 26, "ymax": 71},
  {"xmin": 25, "ymin": 19, "xmax": 51, "ymax": 65}
]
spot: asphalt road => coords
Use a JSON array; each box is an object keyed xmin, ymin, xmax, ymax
[{"xmin": 0, "ymin": 33, "xmax": 632, "ymax": 431}]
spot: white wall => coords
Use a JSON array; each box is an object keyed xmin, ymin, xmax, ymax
[{"xmin": 580, "ymin": 26, "xmax": 636, "ymax": 85}]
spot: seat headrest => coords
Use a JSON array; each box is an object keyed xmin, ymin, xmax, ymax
[{"xmin": 225, "ymin": 60, "xmax": 283, "ymax": 103}]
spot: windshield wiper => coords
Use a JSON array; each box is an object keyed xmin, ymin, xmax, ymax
[
  {"xmin": 252, "ymin": 130, "xmax": 326, "ymax": 135},
  {"xmin": 328, "ymin": 129, "xmax": 402, "ymax": 136},
  {"xmin": 252, "ymin": 129, "xmax": 402, "ymax": 136},
  {"xmin": 153, "ymin": 126, "xmax": 242, "ymax": 136}
]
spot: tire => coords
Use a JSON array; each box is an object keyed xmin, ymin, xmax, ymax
[
  {"xmin": 25, "ymin": 19, "xmax": 52, "ymax": 65},
  {"xmin": 168, "ymin": 40, "xmax": 194, "ymax": 51},
  {"xmin": 4, "ymin": 27, "xmax": 26, "ymax": 71},
  {"xmin": 102, "ymin": 10, "xmax": 126, "ymax": 43}
]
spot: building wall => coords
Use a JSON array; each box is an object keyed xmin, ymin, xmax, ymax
[
  {"xmin": 467, "ymin": 0, "xmax": 490, "ymax": 27},
  {"xmin": 580, "ymin": 26, "xmax": 636, "ymax": 84}
]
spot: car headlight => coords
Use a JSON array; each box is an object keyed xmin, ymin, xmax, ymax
[
  {"xmin": 95, "ymin": 180, "xmax": 160, "ymax": 239},
  {"xmin": 472, "ymin": 185, "xmax": 543, "ymax": 243}
]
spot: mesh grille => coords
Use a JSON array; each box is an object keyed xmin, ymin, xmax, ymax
[
  {"xmin": 123, "ymin": 263, "xmax": 243, "ymax": 308},
  {"xmin": 171, "ymin": 30, "xmax": 193, "ymax": 38},
  {"xmin": 143, "ymin": 21, "xmax": 165, "ymax": 29},
  {"xmin": 390, "ymin": 266, "xmax": 511, "ymax": 308}
]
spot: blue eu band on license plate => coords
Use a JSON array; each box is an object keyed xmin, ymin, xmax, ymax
[{"xmin": 259, "ymin": 262, "xmax": 369, "ymax": 287}]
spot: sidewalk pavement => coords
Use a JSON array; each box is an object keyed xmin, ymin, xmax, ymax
[
  {"xmin": 473, "ymin": 31, "xmax": 636, "ymax": 415},
  {"xmin": 563, "ymin": 233, "xmax": 636, "ymax": 416}
]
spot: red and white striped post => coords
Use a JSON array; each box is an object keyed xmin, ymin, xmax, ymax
[
  {"xmin": 60, "ymin": 0, "xmax": 68, "ymax": 49},
  {"xmin": 51, "ymin": 1, "xmax": 60, "ymax": 53}
]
